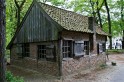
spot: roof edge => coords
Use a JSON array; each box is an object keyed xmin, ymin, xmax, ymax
[{"xmin": 7, "ymin": 0, "xmax": 37, "ymax": 49}]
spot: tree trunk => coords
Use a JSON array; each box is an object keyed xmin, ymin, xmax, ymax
[
  {"xmin": 120, "ymin": 0, "xmax": 124, "ymax": 49},
  {"xmin": 105, "ymin": 0, "xmax": 112, "ymax": 49},
  {"xmin": 97, "ymin": 7, "xmax": 102, "ymax": 28},
  {"xmin": 14, "ymin": 0, "xmax": 26, "ymax": 27},
  {"xmin": 122, "ymin": 30, "xmax": 124, "ymax": 49},
  {"xmin": 0, "ymin": 0, "xmax": 6, "ymax": 82},
  {"xmin": 96, "ymin": 0, "xmax": 103, "ymax": 28},
  {"xmin": 17, "ymin": 8, "xmax": 21, "ymax": 27},
  {"xmin": 89, "ymin": 0, "xmax": 96, "ymax": 18}
]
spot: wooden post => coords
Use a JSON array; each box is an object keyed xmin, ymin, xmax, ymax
[
  {"xmin": 58, "ymin": 39, "xmax": 62, "ymax": 77},
  {"xmin": 88, "ymin": 41, "xmax": 91, "ymax": 69},
  {"xmin": 36, "ymin": 46, "xmax": 38, "ymax": 69}
]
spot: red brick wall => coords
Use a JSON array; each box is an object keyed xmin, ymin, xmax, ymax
[
  {"xmin": 30, "ymin": 43, "xmax": 37, "ymax": 59},
  {"xmin": 10, "ymin": 32, "xmax": 107, "ymax": 76},
  {"xmin": 61, "ymin": 31, "xmax": 106, "ymax": 76},
  {"xmin": 10, "ymin": 44, "xmax": 18, "ymax": 60},
  {"xmin": 10, "ymin": 42, "xmax": 60, "ymax": 76},
  {"xmin": 61, "ymin": 31, "xmax": 89, "ymax": 41},
  {"xmin": 96, "ymin": 35, "xmax": 106, "ymax": 43}
]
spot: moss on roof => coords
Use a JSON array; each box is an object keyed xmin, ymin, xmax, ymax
[{"xmin": 39, "ymin": 3, "xmax": 93, "ymax": 33}]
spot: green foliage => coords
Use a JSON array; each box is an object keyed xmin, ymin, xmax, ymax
[
  {"xmin": 48, "ymin": 0, "xmax": 64, "ymax": 6},
  {"xmin": 107, "ymin": 49, "xmax": 124, "ymax": 53},
  {"xmin": 67, "ymin": 0, "xmax": 124, "ymax": 37},
  {"xmin": 6, "ymin": 0, "xmax": 32, "ymax": 46},
  {"xmin": 99, "ymin": 64, "xmax": 107, "ymax": 69},
  {"xmin": 6, "ymin": 71, "xmax": 24, "ymax": 82},
  {"xmin": 6, "ymin": 0, "xmax": 124, "ymax": 47}
]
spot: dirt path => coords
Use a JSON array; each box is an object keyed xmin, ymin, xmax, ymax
[
  {"xmin": 7, "ymin": 54, "xmax": 124, "ymax": 82},
  {"xmin": 95, "ymin": 54, "xmax": 124, "ymax": 82}
]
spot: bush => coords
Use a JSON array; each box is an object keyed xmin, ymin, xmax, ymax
[
  {"xmin": 6, "ymin": 71, "xmax": 24, "ymax": 82},
  {"xmin": 99, "ymin": 64, "xmax": 107, "ymax": 69}
]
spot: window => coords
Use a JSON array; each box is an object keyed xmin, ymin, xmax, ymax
[
  {"xmin": 37, "ymin": 45, "xmax": 46, "ymax": 59},
  {"xmin": 62, "ymin": 40, "xmax": 89, "ymax": 58},
  {"xmin": 99, "ymin": 43, "xmax": 103, "ymax": 53},
  {"xmin": 74, "ymin": 41, "xmax": 84, "ymax": 56},
  {"xmin": 46, "ymin": 45, "xmax": 56, "ymax": 61},
  {"xmin": 16, "ymin": 44, "xmax": 23, "ymax": 58},
  {"xmin": 62, "ymin": 40, "xmax": 72, "ymax": 58},
  {"xmin": 97, "ymin": 43, "xmax": 100, "ymax": 54},
  {"xmin": 22, "ymin": 44, "xmax": 30, "ymax": 57},
  {"xmin": 37, "ymin": 45, "xmax": 56, "ymax": 61},
  {"xmin": 84, "ymin": 41, "xmax": 89, "ymax": 55},
  {"xmin": 97, "ymin": 43, "xmax": 106, "ymax": 54},
  {"xmin": 102, "ymin": 43, "xmax": 106, "ymax": 52}
]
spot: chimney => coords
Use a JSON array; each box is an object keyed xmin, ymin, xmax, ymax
[
  {"xmin": 88, "ymin": 17, "xmax": 96, "ymax": 32},
  {"xmin": 88, "ymin": 17, "xmax": 97, "ymax": 55}
]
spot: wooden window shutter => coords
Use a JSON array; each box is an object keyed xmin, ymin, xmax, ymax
[
  {"xmin": 102, "ymin": 43, "xmax": 106, "ymax": 52},
  {"xmin": 16, "ymin": 44, "xmax": 23, "ymax": 58},
  {"xmin": 74, "ymin": 41, "xmax": 85, "ymax": 57},
  {"xmin": 46, "ymin": 45, "xmax": 56, "ymax": 62}
]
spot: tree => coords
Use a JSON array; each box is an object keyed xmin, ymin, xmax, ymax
[
  {"xmin": 89, "ymin": 0, "xmax": 104, "ymax": 28},
  {"xmin": 6, "ymin": 0, "xmax": 32, "ymax": 45},
  {"xmin": 104, "ymin": 0, "xmax": 112, "ymax": 49},
  {"xmin": 96, "ymin": 0, "xmax": 104, "ymax": 28},
  {"xmin": 120, "ymin": 0, "xmax": 124, "ymax": 48},
  {"xmin": 0, "ymin": 0, "xmax": 6, "ymax": 81},
  {"xmin": 14, "ymin": 0, "xmax": 26, "ymax": 27}
]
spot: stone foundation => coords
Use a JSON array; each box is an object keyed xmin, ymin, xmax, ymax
[{"xmin": 10, "ymin": 42, "xmax": 59, "ymax": 76}]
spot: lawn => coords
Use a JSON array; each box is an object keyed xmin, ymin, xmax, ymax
[{"xmin": 107, "ymin": 49, "xmax": 124, "ymax": 54}]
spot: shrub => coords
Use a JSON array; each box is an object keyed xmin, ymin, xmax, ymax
[
  {"xmin": 6, "ymin": 71, "xmax": 24, "ymax": 82},
  {"xmin": 99, "ymin": 64, "xmax": 107, "ymax": 69}
]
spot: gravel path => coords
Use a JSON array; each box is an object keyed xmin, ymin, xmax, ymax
[{"xmin": 7, "ymin": 54, "xmax": 124, "ymax": 82}]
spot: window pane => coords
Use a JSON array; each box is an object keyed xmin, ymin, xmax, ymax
[
  {"xmin": 22, "ymin": 43, "xmax": 30, "ymax": 57},
  {"xmin": 38, "ymin": 45, "xmax": 46, "ymax": 59},
  {"xmin": 102, "ymin": 43, "xmax": 106, "ymax": 52},
  {"xmin": 84, "ymin": 41, "xmax": 89, "ymax": 55},
  {"xmin": 62, "ymin": 40, "xmax": 72, "ymax": 58}
]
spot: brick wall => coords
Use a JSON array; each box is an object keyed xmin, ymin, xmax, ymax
[
  {"xmin": 10, "ymin": 32, "xmax": 107, "ymax": 76},
  {"xmin": 61, "ymin": 31, "xmax": 89, "ymax": 41},
  {"xmin": 10, "ymin": 42, "xmax": 60, "ymax": 76},
  {"xmin": 61, "ymin": 31, "xmax": 106, "ymax": 76},
  {"xmin": 10, "ymin": 44, "xmax": 18, "ymax": 60},
  {"xmin": 96, "ymin": 35, "xmax": 106, "ymax": 43},
  {"xmin": 62, "ymin": 54, "xmax": 106, "ymax": 76}
]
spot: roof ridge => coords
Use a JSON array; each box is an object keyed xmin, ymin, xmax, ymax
[
  {"xmin": 38, "ymin": 1, "xmax": 93, "ymax": 33},
  {"xmin": 38, "ymin": 2, "xmax": 89, "ymax": 18}
]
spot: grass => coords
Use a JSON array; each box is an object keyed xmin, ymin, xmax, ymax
[
  {"xmin": 99, "ymin": 64, "xmax": 107, "ymax": 69},
  {"xmin": 106, "ymin": 49, "xmax": 124, "ymax": 54},
  {"xmin": 6, "ymin": 71, "xmax": 24, "ymax": 82}
]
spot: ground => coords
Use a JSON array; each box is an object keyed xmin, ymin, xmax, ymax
[{"xmin": 7, "ymin": 53, "xmax": 124, "ymax": 82}]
